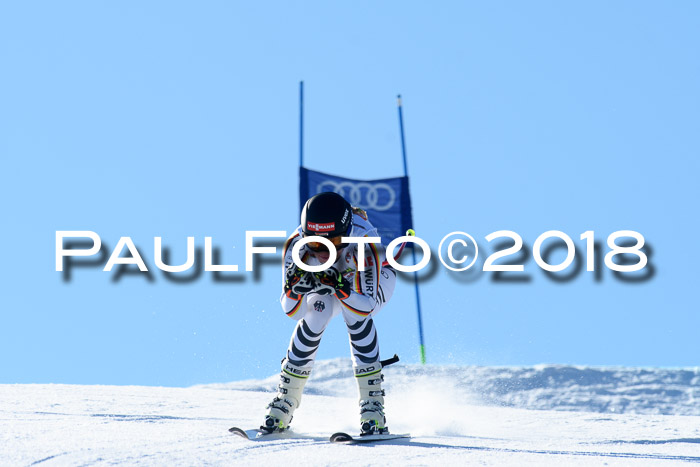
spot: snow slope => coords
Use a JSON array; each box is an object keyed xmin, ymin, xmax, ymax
[
  {"xmin": 211, "ymin": 358, "xmax": 700, "ymax": 416},
  {"xmin": 2, "ymin": 359, "xmax": 700, "ymax": 466}
]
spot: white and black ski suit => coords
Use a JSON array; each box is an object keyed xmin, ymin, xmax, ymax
[{"xmin": 279, "ymin": 213, "xmax": 396, "ymax": 370}]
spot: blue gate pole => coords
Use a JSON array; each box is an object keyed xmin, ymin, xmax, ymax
[
  {"xmin": 299, "ymin": 81, "xmax": 304, "ymax": 168},
  {"xmin": 397, "ymin": 95, "xmax": 426, "ymax": 365}
]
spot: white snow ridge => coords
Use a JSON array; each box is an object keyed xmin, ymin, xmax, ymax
[{"xmin": 2, "ymin": 359, "xmax": 700, "ymax": 466}]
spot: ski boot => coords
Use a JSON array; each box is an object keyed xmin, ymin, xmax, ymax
[
  {"xmin": 354, "ymin": 361, "xmax": 389, "ymax": 435},
  {"xmin": 261, "ymin": 359, "xmax": 311, "ymax": 433}
]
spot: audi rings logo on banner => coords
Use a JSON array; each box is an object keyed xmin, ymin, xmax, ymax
[{"xmin": 316, "ymin": 181, "xmax": 396, "ymax": 211}]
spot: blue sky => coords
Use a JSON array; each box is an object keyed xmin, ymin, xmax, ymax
[{"xmin": 1, "ymin": 1, "xmax": 698, "ymax": 386}]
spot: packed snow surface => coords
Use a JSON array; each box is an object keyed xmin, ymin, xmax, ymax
[{"xmin": 2, "ymin": 359, "xmax": 700, "ymax": 466}]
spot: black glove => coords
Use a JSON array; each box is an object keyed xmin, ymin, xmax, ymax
[
  {"xmin": 284, "ymin": 263, "xmax": 317, "ymax": 299},
  {"xmin": 313, "ymin": 267, "xmax": 352, "ymax": 299}
]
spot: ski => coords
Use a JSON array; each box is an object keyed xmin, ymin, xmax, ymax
[
  {"xmin": 329, "ymin": 432, "xmax": 411, "ymax": 444},
  {"xmin": 231, "ymin": 426, "xmax": 410, "ymax": 444},
  {"xmin": 229, "ymin": 426, "xmax": 295, "ymax": 441}
]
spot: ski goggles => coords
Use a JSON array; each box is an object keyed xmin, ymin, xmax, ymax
[{"xmin": 304, "ymin": 235, "xmax": 345, "ymax": 252}]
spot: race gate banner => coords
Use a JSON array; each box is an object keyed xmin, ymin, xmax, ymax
[{"xmin": 299, "ymin": 167, "xmax": 414, "ymax": 245}]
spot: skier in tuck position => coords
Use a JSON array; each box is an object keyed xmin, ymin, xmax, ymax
[{"xmin": 262, "ymin": 191, "xmax": 397, "ymax": 436}]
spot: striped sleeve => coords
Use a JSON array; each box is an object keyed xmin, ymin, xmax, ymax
[
  {"xmin": 280, "ymin": 231, "xmax": 305, "ymax": 319},
  {"xmin": 337, "ymin": 239, "xmax": 382, "ymax": 317}
]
